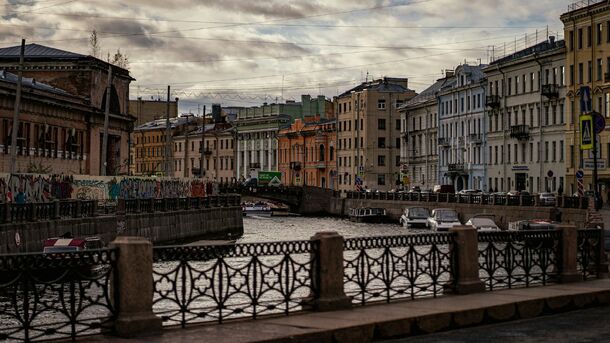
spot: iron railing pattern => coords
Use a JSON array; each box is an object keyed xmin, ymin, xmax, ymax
[
  {"xmin": 152, "ymin": 240, "xmax": 317, "ymax": 327},
  {"xmin": 577, "ymin": 229, "xmax": 603, "ymax": 280},
  {"xmin": 478, "ymin": 230, "xmax": 561, "ymax": 290},
  {"xmin": 0, "ymin": 249, "xmax": 117, "ymax": 342},
  {"xmin": 343, "ymin": 234, "xmax": 455, "ymax": 305}
]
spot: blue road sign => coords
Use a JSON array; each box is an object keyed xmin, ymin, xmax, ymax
[
  {"xmin": 580, "ymin": 86, "xmax": 591, "ymax": 113},
  {"xmin": 594, "ymin": 112, "xmax": 606, "ymax": 134},
  {"xmin": 576, "ymin": 170, "xmax": 584, "ymax": 179}
]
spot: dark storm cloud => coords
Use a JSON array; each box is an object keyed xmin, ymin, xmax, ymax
[{"xmin": 199, "ymin": 0, "xmax": 329, "ymax": 19}]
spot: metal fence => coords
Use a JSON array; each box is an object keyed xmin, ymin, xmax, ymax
[
  {"xmin": 0, "ymin": 249, "xmax": 117, "ymax": 342},
  {"xmin": 343, "ymin": 234, "xmax": 455, "ymax": 305},
  {"xmin": 152, "ymin": 240, "xmax": 317, "ymax": 327},
  {"xmin": 577, "ymin": 229, "xmax": 603, "ymax": 280},
  {"xmin": 478, "ymin": 230, "xmax": 561, "ymax": 290},
  {"xmin": 122, "ymin": 195, "xmax": 240, "ymax": 214},
  {"xmin": 0, "ymin": 200, "xmax": 98, "ymax": 224},
  {"xmin": 344, "ymin": 191, "xmax": 587, "ymax": 209}
]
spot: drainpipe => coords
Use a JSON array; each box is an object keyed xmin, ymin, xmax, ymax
[
  {"xmin": 496, "ymin": 63, "xmax": 508, "ymax": 192},
  {"xmin": 534, "ymin": 53, "xmax": 545, "ymax": 193}
]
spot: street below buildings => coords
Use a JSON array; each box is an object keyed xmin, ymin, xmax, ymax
[{"xmin": 382, "ymin": 305, "xmax": 610, "ymax": 343}]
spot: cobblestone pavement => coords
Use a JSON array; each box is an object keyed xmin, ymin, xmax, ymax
[{"xmin": 383, "ymin": 305, "xmax": 610, "ymax": 343}]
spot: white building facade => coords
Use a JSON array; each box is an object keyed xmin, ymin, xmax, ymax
[
  {"xmin": 484, "ymin": 38, "xmax": 567, "ymax": 193},
  {"xmin": 437, "ymin": 64, "xmax": 488, "ymax": 191}
]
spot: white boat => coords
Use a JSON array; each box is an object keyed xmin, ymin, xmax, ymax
[
  {"xmin": 242, "ymin": 202, "xmax": 272, "ymax": 217},
  {"xmin": 349, "ymin": 208, "xmax": 387, "ymax": 223}
]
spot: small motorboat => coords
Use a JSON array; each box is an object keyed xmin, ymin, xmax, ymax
[
  {"xmin": 349, "ymin": 208, "xmax": 387, "ymax": 223},
  {"xmin": 242, "ymin": 202, "xmax": 272, "ymax": 217}
]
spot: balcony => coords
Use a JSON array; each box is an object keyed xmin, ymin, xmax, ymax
[
  {"xmin": 605, "ymin": 72, "xmax": 610, "ymax": 83},
  {"xmin": 469, "ymin": 133, "xmax": 482, "ymax": 145},
  {"xmin": 199, "ymin": 148, "xmax": 213, "ymax": 155},
  {"xmin": 315, "ymin": 161, "xmax": 327, "ymax": 169},
  {"xmin": 438, "ymin": 137, "xmax": 450, "ymax": 147},
  {"xmin": 485, "ymin": 95, "xmax": 501, "ymax": 109},
  {"xmin": 541, "ymin": 84, "xmax": 559, "ymax": 99},
  {"xmin": 290, "ymin": 162, "xmax": 302, "ymax": 171},
  {"xmin": 510, "ymin": 125, "xmax": 530, "ymax": 141},
  {"xmin": 448, "ymin": 163, "xmax": 465, "ymax": 173}
]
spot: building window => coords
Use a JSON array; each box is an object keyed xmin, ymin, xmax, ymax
[
  {"xmin": 395, "ymin": 119, "xmax": 401, "ymax": 130},
  {"xmin": 395, "ymin": 138, "xmax": 400, "ymax": 149},
  {"xmin": 378, "ymin": 99, "xmax": 386, "ymax": 110},
  {"xmin": 545, "ymin": 142, "xmax": 549, "ymax": 162},
  {"xmin": 588, "ymin": 60, "xmax": 592, "ymax": 82},
  {"xmin": 598, "ymin": 23, "xmax": 603, "ymax": 45},
  {"xmin": 578, "ymin": 63, "xmax": 583, "ymax": 84},
  {"xmin": 570, "ymin": 65, "xmax": 574, "ymax": 85},
  {"xmin": 597, "ymin": 59, "xmax": 603, "ymax": 81},
  {"xmin": 569, "ymin": 30, "xmax": 574, "ymax": 50},
  {"xmin": 395, "ymin": 156, "xmax": 400, "ymax": 167},
  {"xmin": 378, "ymin": 137, "xmax": 386, "ymax": 148},
  {"xmin": 587, "ymin": 25, "xmax": 592, "ymax": 47},
  {"xmin": 578, "ymin": 27, "xmax": 583, "ymax": 49},
  {"xmin": 377, "ymin": 174, "xmax": 386, "ymax": 186},
  {"xmin": 378, "ymin": 155, "xmax": 386, "ymax": 166},
  {"xmin": 560, "ymin": 140, "xmax": 564, "ymax": 161},
  {"xmin": 378, "ymin": 119, "xmax": 386, "ymax": 130}
]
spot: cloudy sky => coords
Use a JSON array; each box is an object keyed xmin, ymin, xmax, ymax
[{"xmin": 1, "ymin": 0, "xmax": 577, "ymax": 112}]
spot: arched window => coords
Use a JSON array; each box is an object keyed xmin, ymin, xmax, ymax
[
  {"xmin": 329, "ymin": 146, "xmax": 334, "ymax": 161},
  {"xmin": 319, "ymin": 144, "xmax": 325, "ymax": 161}
]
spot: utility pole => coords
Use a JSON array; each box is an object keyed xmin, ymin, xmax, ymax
[
  {"xmin": 101, "ymin": 64, "xmax": 112, "ymax": 176},
  {"xmin": 200, "ymin": 105, "xmax": 206, "ymax": 179},
  {"xmin": 9, "ymin": 39, "xmax": 25, "ymax": 174},
  {"xmin": 164, "ymin": 86, "xmax": 172, "ymax": 176}
]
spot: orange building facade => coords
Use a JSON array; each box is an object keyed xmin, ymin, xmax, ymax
[{"xmin": 278, "ymin": 116, "xmax": 336, "ymax": 189}]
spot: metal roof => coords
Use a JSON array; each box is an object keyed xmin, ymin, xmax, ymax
[
  {"xmin": 0, "ymin": 43, "xmax": 85, "ymax": 59},
  {"xmin": 0, "ymin": 69, "xmax": 71, "ymax": 96}
]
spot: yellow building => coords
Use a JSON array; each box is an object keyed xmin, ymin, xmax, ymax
[
  {"xmin": 561, "ymin": 1, "xmax": 610, "ymax": 197},
  {"xmin": 132, "ymin": 117, "xmax": 199, "ymax": 176}
]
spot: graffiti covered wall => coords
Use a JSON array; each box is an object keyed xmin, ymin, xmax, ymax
[{"xmin": 0, "ymin": 174, "xmax": 216, "ymax": 203}]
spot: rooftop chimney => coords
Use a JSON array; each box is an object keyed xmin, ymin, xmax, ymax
[{"xmin": 549, "ymin": 36, "xmax": 556, "ymax": 46}]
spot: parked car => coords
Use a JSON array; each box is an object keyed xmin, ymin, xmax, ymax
[
  {"xmin": 433, "ymin": 185, "xmax": 455, "ymax": 194},
  {"xmin": 400, "ymin": 207, "xmax": 431, "ymax": 229},
  {"xmin": 538, "ymin": 192, "xmax": 557, "ymax": 206},
  {"xmin": 465, "ymin": 214, "xmax": 500, "ymax": 231},
  {"xmin": 427, "ymin": 208, "xmax": 461, "ymax": 232},
  {"xmin": 457, "ymin": 189, "xmax": 482, "ymax": 195},
  {"xmin": 508, "ymin": 219, "xmax": 559, "ymax": 231}
]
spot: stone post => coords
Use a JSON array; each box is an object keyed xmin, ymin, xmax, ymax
[
  {"xmin": 110, "ymin": 237, "xmax": 162, "ymax": 337},
  {"xmin": 52, "ymin": 200, "xmax": 60, "ymax": 220},
  {"xmin": 491, "ymin": 194, "xmax": 496, "ymax": 206},
  {"xmin": 74, "ymin": 200, "xmax": 82, "ymax": 218},
  {"xmin": 310, "ymin": 232, "xmax": 352, "ymax": 311},
  {"xmin": 519, "ymin": 195, "xmax": 524, "ymax": 206},
  {"xmin": 534, "ymin": 195, "xmax": 540, "ymax": 207},
  {"xmin": 117, "ymin": 199, "xmax": 126, "ymax": 215},
  {"xmin": 556, "ymin": 225, "xmax": 581, "ymax": 283},
  {"xmin": 448, "ymin": 226, "xmax": 485, "ymax": 294}
]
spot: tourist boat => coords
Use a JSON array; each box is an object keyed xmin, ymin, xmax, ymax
[
  {"xmin": 242, "ymin": 202, "xmax": 272, "ymax": 217},
  {"xmin": 349, "ymin": 208, "xmax": 387, "ymax": 223}
]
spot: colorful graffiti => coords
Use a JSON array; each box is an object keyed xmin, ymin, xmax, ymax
[{"xmin": 0, "ymin": 174, "xmax": 218, "ymax": 203}]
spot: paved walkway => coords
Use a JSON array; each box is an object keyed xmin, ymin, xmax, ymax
[
  {"xmin": 381, "ymin": 305, "xmax": 610, "ymax": 343},
  {"xmin": 86, "ymin": 279, "xmax": 610, "ymax": 343}
]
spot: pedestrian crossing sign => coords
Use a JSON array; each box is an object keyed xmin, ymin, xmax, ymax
[{"xmin": 580, "ymin": 114, "xmax": 593, "ymax": 150}]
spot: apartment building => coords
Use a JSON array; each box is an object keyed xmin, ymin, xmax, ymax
[
  {"xmin": 335, "ymin": 78, "xmax": 417, "ymax": 192},
  {"xmin": 438, "ymin": 64, "xmax": 487, "ymax": 191},
  {"xmin": 277, "ymin": 116, "xmax": 336, "ymax": 188},
  {"xmin": 484, "ymin": 38, "xmax": 567, "ymax": 193},
  {"xmin": 173, "ymin": 122, "xmax": 235, "ymax": 182},
  {"xmin": 235, "ymin": 95, "xmax": 332, "ymax": 180},
  {"xmin": 398, "ymin": 75, "xmax": 450, "ymax": 190},
  {"xmin": 561, "ymin": 0, "xmax": 610, "ymax": 197}
]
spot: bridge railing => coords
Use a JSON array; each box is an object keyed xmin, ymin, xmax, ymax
[
  {"xmin": 1, "ymin": 200, "xmax": 99, "ymax": 224},
  {"xmin": 1, "ymin": 226, "xmax": 604, "ymax": 340},
  {"xmin": 118, "ymin": 195, "xmax": 240, "ymax": 214},
  {"xmin": 343, "ymin": 191, "xmax": 588, "ymax": 209}
]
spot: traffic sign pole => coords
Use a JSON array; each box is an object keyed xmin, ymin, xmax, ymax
[{"xmin": 593, "ymin": 112, "xmax": 599, "ymax": 209}]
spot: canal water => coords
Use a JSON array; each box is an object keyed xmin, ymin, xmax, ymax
[{"xmin": 227, "ymin": 216, "xmax": 408, "ymax": 243}]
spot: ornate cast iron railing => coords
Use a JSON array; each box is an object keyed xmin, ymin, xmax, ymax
[
  {"xmin": 577, "ymin": 229, "xmax": 603, "ymax": 280},
  {"xmin": 0, "ymin": 249, "xmax": 117, "ymax": 342},
  {"xmin": 478, "ymin": 230, "xmax": 561, "ymax": 290},
  {"xmin": 152, "ymin": 240, "xmax": 318, "ymax": 327},
  {"xmin": 343, "ymin": 234, "xmax": 455, "ymax": 306}
]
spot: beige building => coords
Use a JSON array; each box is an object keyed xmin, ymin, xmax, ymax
[
  {"xmin": 335, "ymin": 78, "xmax": 417, "ymax": 192},
  {"xmin": 173, "ymin": 122, "xmax": 235, "ymax": 182},
  {"xmin": 561, "ymin": 1, "xmax": 610, "ymax": 197},
  {"xmin": 483, "ymin": 37, "xmax": 567, "ymax": 193},
  {"xmin": 398, "ymin": 76, "xmax": 449, "ymax": 190}
]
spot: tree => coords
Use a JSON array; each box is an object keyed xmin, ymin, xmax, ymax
[
  {"xmin": 89, "ymin": 30, "xmax": 101, "ymax": 58},
  {"xmin": 111, "ymin": 48, "xmax": 129, "ymax": 69}
]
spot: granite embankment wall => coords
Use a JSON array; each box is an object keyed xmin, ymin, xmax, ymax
[
  {"xmin": 0, "ymin": 206, "xmax": 243, "ymax": 254},
  {"xmin": 328, "ymin": 198, "xmax": 588, "ymax": 229}
]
